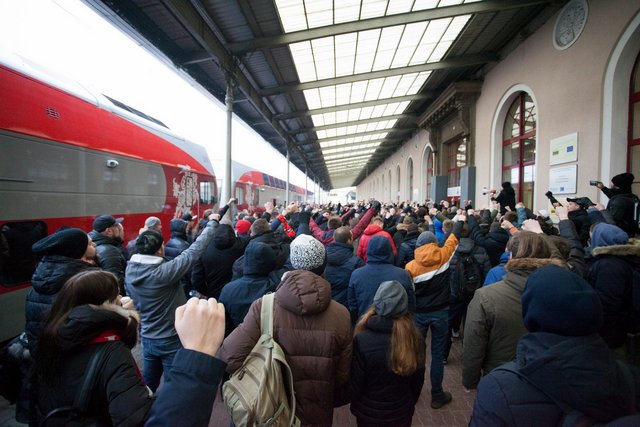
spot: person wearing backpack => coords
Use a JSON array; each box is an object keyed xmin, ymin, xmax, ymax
[
  {"xmin": 219, "ymin": 241, "xmax": 352, "ymax": 426},
  {"xmin": 336, "ymin": 281, "xmax": 426, "ymax": 427},
  {"xmin": 444, "ymin": 225, "xmax": 491, "ymax": 361},
  {"xmin": 586, "ymin": 223, "xmax": 640, "ymax": 354},
  {"xmin": 470, "ymin": 265, "xmax": 640, "ymax": 426}
]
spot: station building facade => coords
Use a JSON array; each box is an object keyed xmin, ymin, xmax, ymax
[{"xmin": 357, "ymin": 0, "xmax": 640, "ymax": 212}]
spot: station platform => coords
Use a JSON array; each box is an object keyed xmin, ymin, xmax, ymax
[{"xmin": 0, "ymin": 333, "xmax": 474, "ymax": 426}]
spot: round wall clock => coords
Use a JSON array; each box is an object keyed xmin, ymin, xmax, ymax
[{"xmin": 553, "ymin": 0, "xmax": 588, "ymax": 51}]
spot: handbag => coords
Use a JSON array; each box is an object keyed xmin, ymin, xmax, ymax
[{"xmin": 38, "ymin": 343, "xmax": 113, "ymax": 427}]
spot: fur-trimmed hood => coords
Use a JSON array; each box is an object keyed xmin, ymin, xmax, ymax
[
  {"xmin": 56, "ymin": 302, "xmax": 140, "ymax": 351},
  {"xmin": 591, "ymin": 239, "xmax": 640, "ymax": 258},
  {"xmin": 505, "ymin": 257, "xmax": 565, "ymax": 272}
]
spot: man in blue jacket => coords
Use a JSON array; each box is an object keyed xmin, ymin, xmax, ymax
[
  {"xmin": 324, "ymin": 226, "xmax": 365, "ymax": 307},
  {"xmin": 348, "ymin": 235, "xmax": 415, "ymax": 323}
]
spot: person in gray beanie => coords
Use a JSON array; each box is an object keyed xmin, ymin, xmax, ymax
[
  {"xmin": 471, "ymin": 265, "xmax": 640, "ymax": 426},
  {"xmin": 336, "ymin": 280, "xmax": 425, "ymax": 426},
  {"xmin": 289, "ymin": 234, "xmax": 326, "ymax": 275}
]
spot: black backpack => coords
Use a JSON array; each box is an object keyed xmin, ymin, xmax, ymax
[{"xmin": 455, "ymin": 251, "xmax": 483, "ymax": 298}]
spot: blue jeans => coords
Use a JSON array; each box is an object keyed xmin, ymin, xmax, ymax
[
  {"xmin": 141, "ymin": 335, "xmax": 182, "ymax": 392},
  {"xmin": 414, "ymin": 309, "xmax": 448, "ymax": 395}
]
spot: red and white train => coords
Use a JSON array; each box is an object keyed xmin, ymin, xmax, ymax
[{"xmin": 0, "ymin": 57, "xmax": 309, "ymax": 341}]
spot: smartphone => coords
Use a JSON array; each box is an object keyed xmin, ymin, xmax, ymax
[{"xmin": 589, "ymin": 180, "xmax": 600, "ymax": 186}]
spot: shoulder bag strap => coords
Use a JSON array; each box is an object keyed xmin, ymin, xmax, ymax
[
  {"xmin": 261, "ymin": 293, "xmax": 275, "ymax": 337},
  {"xmin": 39, "ymin": 343, "xmax": 112, "ymax": 426}
]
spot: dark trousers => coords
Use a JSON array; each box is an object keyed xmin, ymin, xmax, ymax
[{"xmin": 444, "ymin": 294, "xmax": 473, "ymax": 360}]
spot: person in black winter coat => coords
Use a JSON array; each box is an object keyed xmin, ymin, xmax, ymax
[
  {"xmin": 470, "ymin": 265, "xmax": 640, "ymax": 427},
  {"xmin": 324, "ymin": 226, "xmax": 365, "ymax": 307},
  {"xmin": 337, "ymin": 281, "xmax": 425, "ymax": 427},
  {"xmin": 191, "ymin": 223, "xmax": 247, "ymax": 299},
  {"xmin": 597, "ymin": 172, "xmax": 639, "ymax": 238},
  {"xmin": 586, "ymin": 223, "xmax": 640, "ymax": 350},
  {"xmin": 395, "ymin": 223, "xmax": 420, "ymax": 268},
  {"xmin": 491, "ymin": 182, "xmax": 516, "ymax": 215},
  {"xmin": 231, "ymin": 219, "xmax": 290, "ymax": 279},
  {"xmin": 34, "ymin": 270, "xmax": 153, "ymax": 425},
  {"xmin": 26, "ymin": 228, "xmax": 98, "ymax": 356},
  {"xmin": 88, "ymin": 215, "xmax": 127, "ymax": 293},
  {"xmin": 219, "ymin": 242, "xmax": 278, "ymax": 335},
  {"xmin": 164, "ymin": 218, "xmax": 193, "ymax": 298},
  {"xmin": 467, "ymin": 212, "xmax": 510, "ymax": 267}
]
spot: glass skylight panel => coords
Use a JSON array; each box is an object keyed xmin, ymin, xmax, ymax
[
  {"xmin": 305, "ymin": 0, "xmax": 333, "ymax": 28},
  {"xmin": 439, "ymin": 0, "xmax": 464, "ymax": 6},
  {"xmin": 360, "ymin": 0, "xmax": 388, "ymax": 20},
  {"xmin": 275, "ymin": 0, "xmax": 307, "ymax": 33},
  {"xmin": 408, "ymin": 72, "xmax": 431, "ymax": 93},
  {"xmin": 311, "ymin": 37, "xmax": 335, "ymax": 80},
  {"xmin": 289, "ymin": 41, "xmax": 317, "ymax": 82},
  {"xmin": 413, "ymin": 0, "xmax": 440, "ymax": 10},
  {"xmin": 350, "ymin": 81, "xmax": 368, "ymax": 103},
  {"xmin": 325, "ymin": 148, "xmax": 376, "ymax": 160},
  {"xmin": 318, "ymin": 86, "xmax": 336, "ymax": 108},
  {"xmin": 304, "ymin": 88, "xmax": 322, "ymax": 109},
  {"xmin": 334, "ymin": 0, "xmax": 361, "ymax": 24},
  {"xmin": 378, "ymin": 75, "xmax": 402, "ymax": 99},
  {"xmin": 354, "ymin": 29, "xmax": 380, "ymax": 74},
  {"xmin": 335, "ymin": 34, "xmax": 357, "ymax": 77},
  {"xmin": 372, "ymin": 26, "xmax": 404, "ymax": 71},
  {"xmin": 387, "ymin": 0, "xmax": 415, "ymax": 15}
]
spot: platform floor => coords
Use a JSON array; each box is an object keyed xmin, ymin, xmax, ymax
[{"xmin": 0, "ymin": 333, "xmax": 475, "ymax": 426}]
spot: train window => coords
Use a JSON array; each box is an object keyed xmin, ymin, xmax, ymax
[
  {"xmin": 1, "ymin": 221, "xmax": 47, "ymax": 287},
  {"xmin": 236, "ymin": 186, "xmax": 246, "ymax": 205},
  {"xmin": 200, "ymin": 181, "xmax": 215, "ymax": 205}
]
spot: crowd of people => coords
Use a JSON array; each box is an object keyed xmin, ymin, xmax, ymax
[{"xmin": 8, "ymin": 171, "xmax": 640, "ymax": 426}]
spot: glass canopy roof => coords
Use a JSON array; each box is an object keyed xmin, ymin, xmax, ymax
[{"xmin": 275, "ymin": 0, "xmax": 478, "ymax": 180}]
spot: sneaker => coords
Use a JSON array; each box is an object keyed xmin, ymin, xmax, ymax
[
  {"xmin": 431, "ymin": 391, "xmax": 453, "ymax": 409},
  {"xmin": 451, "ymin": 329, "xmax": 460, "ymax": 338}
]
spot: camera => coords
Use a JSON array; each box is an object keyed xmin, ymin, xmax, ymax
[
  {"xmin": 544, "ymin": 190, "xmax": 562, "ymax": 206},
  {"xmin": 106, "ymin": 159, "xmax": 119, "ymax": 168},
  {"xmin": 589, "ymin": 180, "xmax": 600, "ymax": 186}
]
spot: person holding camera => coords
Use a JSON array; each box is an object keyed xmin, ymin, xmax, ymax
[
  {"xmin": 594, "ymin": 173, "xmax": 639, "ymax": 238},
  {"xmin": 491, "ymin": 182, "xmax": 516, "ymax": 215}
]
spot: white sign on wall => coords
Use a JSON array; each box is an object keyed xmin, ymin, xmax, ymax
[
  {"xmin": 549, "ymin": 164, "xmax": 577, "ymax": 194},
  {"xmin": 550, "ymin": 132, "xmax": 578, "ymax": 165},
  {"xmin": 447, "ymin": 186, "xmax": 461, "ymax": 197}
]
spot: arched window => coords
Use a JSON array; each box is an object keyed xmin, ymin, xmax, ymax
[
  {"xmin": 502, "ymin": 92, "xmax": 536, "ymax": 207},
  {"xmin": 447, "ymin": 138, "xmax": 467, "ymax": 192},
  {"xmin": 407, "ymin": 158, "xmax": 414, "ymax": 201},
  {"xmin": 388, "ymin": 170, "xmax": 392, "ymax": 201},
  {"xmin": 629, "ymin": 51, "xmax": 640, "ymax": 195},
  {"xmin": 423, "ymin": 147, "xmax": 433, "ymax": 201},
  {"xmin": 396, "ymin": 165, "xmax": 401, "ymax": 202}
]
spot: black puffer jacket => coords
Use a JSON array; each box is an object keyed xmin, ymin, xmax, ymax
[
  {"xmin": 337, "ymin": 315, "xmax": 425, "ymax": 424},
  {"xmin": 467, "ymin": 215, "xmax": 510, "ymax": 267},
  {"xmin": 164, "ymin": 219, "xmax": 190, "ymax": 260},
  {"xmin": 395, "ymin": 230, "xmax": 420, "ymax": 268},
  {"xmin": 25, "ymin": 255, "xmax": 97, "ymax": 355},
  {"xmin": 35, "ymin": 304, "xmax": 152, "ymax": 426},
  {"xmin": 324, "ymin": 241, "xmax": 364, "ymax": 307},
  {"xmin": 88, "ymin": 230, "xmax": 126, "ymax": 291},
  {"xmin": 603, "ymin": 187, "xmax": 639, "ymax": 238},
  {"xmin": 191, "ymin": 224, "xmax": 246, "ymax": 299},
  {"xmin": 231, "ymin": 230, "xmax": 290, "ymax": 278},
  {"xmin": 471, "ymin": 333, "xmax": 640, "ymax": 426}
]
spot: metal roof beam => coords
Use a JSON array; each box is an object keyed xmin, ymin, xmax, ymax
[
  {"xmin": 227, "ymin": 0, "xmax": 552, "ymax": 54},
  {"xmin": 261, "ymin": 54, "xmax": 496, "ymax": 96},
  {"xmin": 274, "ymin": 93, "xmax": 431, "ymax": 120},
  {"xmin": 315, "ymin": 128, "xmax": 414, "ymax": 145},
  {"xmin": 291, "ymin": 114, "xmax": 418, "ymax": 135}
]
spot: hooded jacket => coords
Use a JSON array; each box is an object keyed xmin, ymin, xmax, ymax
[
  {"xmin": 602, "ymin": 186, "xmax": 639, "ymax": 237},
  {"xmin": 88, "ymin": 230, "xmax": 126, "ymax": 291},
  {"xmin": 124, "ymin": 221, "xmax": 215, "ymax": 340},
  {"xmin": 471, "ymin": 333, "xmax": 640, "ymax": 427},
  {"xmin": 337, "ymin": 315, "xmax": 426, "ymax": 424},
  {"xmin": 395, "ymin": 229, "xmax": 420, "ymax": 268},
  {"xmin": 164, "ymin": 219, "xmax": 189, "ymax": 260},
  {"xmin": 467, "ymin": 215, "xmax": 510, "ymax": 267},
  {"xmin": 462, "ymin": 258, "xmax": 565, "ymax": 389},
  {"xmin": 405, "ymin": 221, "xmax": 463, "ymax": 313},
  {"xmin": 231, "ymin": 230, "xmax": 290, "ymax": 278},
  {"xmin": 324, "ymin": 241, "xmax": 365, "ymax": 307},
  {"xmin": 25, "ymin": 255, "xmax": 97, "ymax": 355},
  {"xmin": 348, "ymin": 236, "xmax": 415, "ymax": 322},
  {"xmin": 35, "ymin": 304, "xmax": 152, "ymax": 426},
  {"xmin": 191, "ymin": 223, "xmax": 246, "ymax": 299},
  {"xmin": 218, "ymin": 242, "xmax": 278, "ymax": 332},
  {"xmin": 219, "ymin": 270, "xmax": 352, "ymax": 427},
  {"xmin": 587, "ymin": 237, "xmax": 640, "ymax": 348},
  {"xmin": 356, "ymin": 224, "xmax": 397, "ymax": 263}
]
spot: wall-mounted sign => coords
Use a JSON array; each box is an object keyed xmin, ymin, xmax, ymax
[
  {"xmin": 447, "ymin": 186, "xmax": 461, "ymax": 197},
  {"xmin": 549, "ymin": 164, "xmax": 577, "ymax": 194},
  {"xmin": 550, "ymin": 132, "xmax": 578, "ymax": 165}
]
